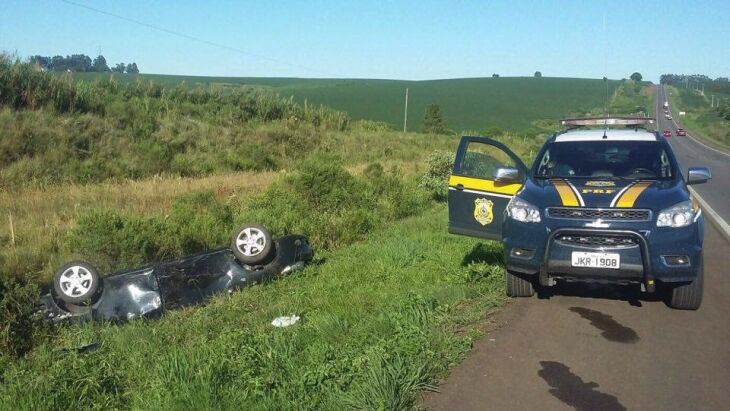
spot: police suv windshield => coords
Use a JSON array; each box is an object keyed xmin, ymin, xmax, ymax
[{"xmin": 535, "ymin": 141, "xmax": 674, "ymax": 180}]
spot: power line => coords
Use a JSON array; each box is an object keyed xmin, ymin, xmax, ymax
[{"xmin": 59, "ymin": 0, "xmax": 339, "ymax": 77}]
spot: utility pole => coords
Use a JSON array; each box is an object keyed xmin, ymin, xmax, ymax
[{"xmin": 403, "ymin": 88, "xmax": 409, "ymax": 133}]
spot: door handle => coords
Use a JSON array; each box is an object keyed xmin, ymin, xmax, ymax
[{"xmin": 456, "ymin": 184, "xmax": 464, "ymax": 190}]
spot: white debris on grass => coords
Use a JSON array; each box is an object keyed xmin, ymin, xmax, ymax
[{"xmin": 272, "ymin": 315, "xmax": 300, "ymax": 327}]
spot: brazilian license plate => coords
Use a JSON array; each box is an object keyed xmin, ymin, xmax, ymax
[{"xmin": 571, "ymin": 252, "xmax": 620, "ymax": 269}]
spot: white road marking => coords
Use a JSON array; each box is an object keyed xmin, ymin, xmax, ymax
[{"xmin": 689, "ymin": 187, "xmax": 730, "ymax": 243}]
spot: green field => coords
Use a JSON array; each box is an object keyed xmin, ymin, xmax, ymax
[{"xmin": 73, "ymin": 72, "xmax": 625, "ymax": 132}]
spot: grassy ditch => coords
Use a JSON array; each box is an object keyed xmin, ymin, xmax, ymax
[
  {"xmin": 0, "ymin": 151, "xmax": 506, "ymax": 409},
  {"xmin": 0, "ymin": 204, "xmax": 506, "ymax": 409}
]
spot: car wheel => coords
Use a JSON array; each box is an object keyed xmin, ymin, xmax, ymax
[
  {"xmin": 506, "ymin": 270, "xmax": 535, "ymax": 297},
  {"xmin": 53, "ymin": 261, "xmax": 101, "ymax": 305},
  {"xmin": 667, "ymin": 255, "xmax": 703, "ymax": 310},
  {"xmin": 231, "ymin": 224, "xmax": 275, "ymax": 265}
]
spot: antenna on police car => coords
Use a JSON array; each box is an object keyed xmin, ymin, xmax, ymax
[{"xmin": 601, "ymin": 11, "xmax": 609, "ymax": 137}]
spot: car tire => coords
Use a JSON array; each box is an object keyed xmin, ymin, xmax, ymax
[
  {"xmin": 231, "ymin": 224, "xmax": 275, "ymax": 265},
  {"xmin": 506, "ymin": 270, "xmax": 535, "ymax": 297},
  {"xmin": 53, "ymin": 261, "xmax": 101, "ymax": 305},
  {"xmin": 667, "ymin": 255, "xmax": 703, "ymax": 310}
]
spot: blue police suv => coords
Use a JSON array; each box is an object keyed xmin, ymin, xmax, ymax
[{"xmin": 448, "ymin": 117, "xmax": 711, "ymax": 310}]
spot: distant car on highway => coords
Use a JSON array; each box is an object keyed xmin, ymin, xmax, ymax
[
  {"xmin": 666, "ymin": 115, "xmax": 672, "ymax": 120},
  {"xmin": 663, "ymin": 130, "xmax": 672, "ymax": 137},
  {"xmin": 448, "ymin": 116, "xmax": 712, "ymax": 310},
  {"xmin": 676, "ymin": 128, "xmax": 687, "ymax": 136}
]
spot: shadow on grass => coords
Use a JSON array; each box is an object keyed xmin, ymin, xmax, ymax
[{"xmin": 460, "ymin": 243, "xmax": 503, "ymax": 267}]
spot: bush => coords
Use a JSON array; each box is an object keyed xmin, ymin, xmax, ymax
[
  {"xmin": 167, "ymin": 191, "xmax": 234, "ymax": 255},
  {"xmin": 289, "ymin": 157, "xmax": 369, "ymax": 211},
  {"xmin": 419, "ymin": 150, "xmax": 454, "ymax": 201},
  {"xmin": 482, "ymin": 126, "xmax": 505, "ymax": 137},
  {"xmin": 353, "ymin": 120, "xmax": 396, "ymax": 133},
  {"xmin": 0, "ymin": 275, "xmax": 41, "ymax": 358},
  {"xmin": 63, "ymin": 192, "xmax": 234, "ymax": 273},
  {"xmin": 238, "ymin": 158, "xmax": 430, "ymax": 250},
  {"xmin": 63, "ymin": 209, "xmax": 172, "ymax": 273}
]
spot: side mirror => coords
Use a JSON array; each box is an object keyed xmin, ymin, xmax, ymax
[
  {"xmin": 494, "ymin": 167, "xmax": 521, "ymax": 183},
  {"xmin": 687, "ymin": 166, "xmax": 711, "ymax": 185}
]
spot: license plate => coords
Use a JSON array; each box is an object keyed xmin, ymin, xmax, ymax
[{"xmin": 571, "ymin": 252, "xmax": 620, "ymax": 269}]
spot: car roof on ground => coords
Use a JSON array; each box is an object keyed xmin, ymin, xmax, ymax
[{"xmin": 554, "ymin": 128, "xmax": 657, "ymax": 142}]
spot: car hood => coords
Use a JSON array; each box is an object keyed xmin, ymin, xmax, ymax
[{"xmin": 518, "ymin": 178, "xmax": 689, "ymax": 210}]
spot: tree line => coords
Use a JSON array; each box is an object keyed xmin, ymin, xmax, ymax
[
  {"xmin": 660, "ymin": 74, "xmax": 730, "ymax": 94},
  {"xmin": 28, "ymin": 54, "xmax": 139, "ymax": 74}
]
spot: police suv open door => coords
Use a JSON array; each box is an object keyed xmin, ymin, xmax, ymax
[{"xmin": 448, "ymin": 136, "xmax": 528, "ymax": 240}]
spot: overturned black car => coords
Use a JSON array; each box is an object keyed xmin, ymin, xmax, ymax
[{"xmin": 38, "ymin": 225, "xmax": 313, "ymax": 323}]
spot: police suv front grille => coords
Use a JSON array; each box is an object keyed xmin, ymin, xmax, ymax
[
  {"xmin": 547, "ymin": 207, "xmax": 651, "ymax": 221},
  {"xmin": 556, "ymin": 234, "xmax": 638, "ymax": 248}
]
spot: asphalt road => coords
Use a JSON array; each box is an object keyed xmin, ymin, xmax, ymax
[
  {"xmin": 423, "ymin": 87, "xmax": 730, "ymax": 410},
  {"xmin": 657, "ymin": 85, "xmax": 730, "ymax": 221},
  {"xmin": 424, "ymin": 218, "xmax": 730, "ymax": 411}
]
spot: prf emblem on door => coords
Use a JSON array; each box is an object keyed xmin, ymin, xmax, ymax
[{"xmin": 474, "ymin": 198, "xmax": 494, "ymax": 226}]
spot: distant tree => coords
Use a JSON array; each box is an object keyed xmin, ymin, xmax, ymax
[
  {"xmin": 630, "ymin": 72, "xmax": 643, "ymax": 82},
  {"xmin": 28, "ymin": 55, "xmax": 51, "ymax": 70},
  {"xmin": 50, "ymin": 55, "xmax": 65, "ymax": 71},
  {"xmin": 66, "ymin": 54, "xmax": 92, "ymax": 72},
  {"xmin": 92, "ymin": 55, "xmax": 110, "ymax": 72},
  {"xmin": 125, "ymin": 62, "xmax": 139, "ymax": 74},
  {"xmin": 534, "ymin": 71, "xmax": 542, "ymax": 78},
  {"xmin": 111, "ymin": 63, "xmax": 126, "ymax": 73},
  {"xmin": 492, "ymin": 73, "xmax": 499, "ymax": 78},
  {"xmin": 423, "ymin": 104, "xmax": 447, "ymax": 134}
]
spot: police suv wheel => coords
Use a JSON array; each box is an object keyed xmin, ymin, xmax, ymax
[
  {"xmin": 667, "ymin": 255, "xmax": 703, "ymax": 310},
  {"xmin": 231, "ymin": 224, "xmax": 275, "ymax": 265},
  {"xmin": 505, "ymin": 270, "xmax": 535, "ymax": 297},
  {"xmin": 53, "ymin": 261, "xmax": 101, "ymax": 305}
]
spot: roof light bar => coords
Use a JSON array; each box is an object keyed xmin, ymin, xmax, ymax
[{"xmin": 560, "ymin": 116, "xmax": 655, "ymax": 127}]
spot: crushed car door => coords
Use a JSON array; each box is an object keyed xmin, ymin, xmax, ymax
[{"xmin": 448, "ymin": 136, "xmax": 528, "ymax": 240}]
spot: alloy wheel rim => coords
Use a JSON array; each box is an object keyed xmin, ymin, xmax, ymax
[
  {"xmin": 59, "ymin": 266, "xmax": 94, "ymax": 297},
  {"xmin": 236, "ymin": 228, "xmax": 266, "ymax": 257}
]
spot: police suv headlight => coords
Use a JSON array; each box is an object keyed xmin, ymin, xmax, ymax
[
  {"xmin": 507, "ymin": 198, "xmax": 541, "ymax": 223},
  {"xmin": 656, "ymin": 200, "xmax": 695, "ymax": 228}
]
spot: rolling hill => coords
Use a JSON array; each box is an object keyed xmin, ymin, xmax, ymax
[{"xmin": 72, "ymin": 73, "xmax": 623, "ymax": 132}]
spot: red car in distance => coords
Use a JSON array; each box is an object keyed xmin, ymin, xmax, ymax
[
  {"xmin": 676, "ymin": 128, "xmax": 687, "ymax": 136},
  {"xmin": 663, "ymin": 130, "xmax": 672, "ymax": 137}
]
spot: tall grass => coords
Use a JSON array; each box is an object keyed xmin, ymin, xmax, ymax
[{"xmin": 0, "ymin": 56, "xmax": 353, "ymax": 186}]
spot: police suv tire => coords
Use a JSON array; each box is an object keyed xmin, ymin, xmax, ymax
[
  {"xmin": 506, "ymin": 270, "xmax": 535, "ymax": 297},
  {"xmin": 53, "ymin": 261, "xmax": 101, "ymax": 305},
  {"xmin": 667, "ymin": 256, "xmax": 703, "ymax": 310},
  {"xmin": 231, "ymin": 224, "xmax": 275, "ymax": 265}
]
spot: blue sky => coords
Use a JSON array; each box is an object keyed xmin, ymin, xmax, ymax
[{"xmin": 1, "ymin": 0, "xmax": 728, "ymax": 81}]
